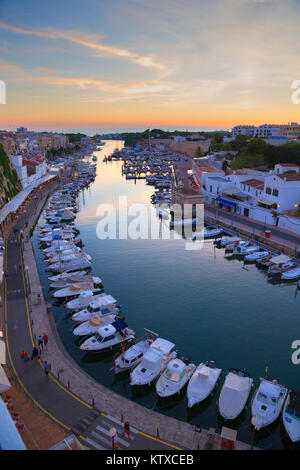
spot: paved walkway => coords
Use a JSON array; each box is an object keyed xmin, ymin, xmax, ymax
[{"xmin": 3, "ymin": 180, "xmax": 256, "ymax": 451}]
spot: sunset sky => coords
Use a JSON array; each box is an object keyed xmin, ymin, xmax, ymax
[{"xmin": 0, "ymin": 0, "xmax": 300, "ymax": 131}]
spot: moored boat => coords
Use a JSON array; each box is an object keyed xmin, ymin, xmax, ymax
[
  {"xmin": 251, "ymin": 377, "xmax": 288, "ymax": 430},
  {"xmin": 187, "ymin": 360, "xmax": 222, "ymax": 407},
  {"xmin": 218, "ymin": 368, "xmax": 253, "ymax": 420},
  {"xmin": 283, "ymin": 389, "xmax": 300, "ymax": 442},
  {"xmin": 156, "ymin": 358, "xmax": 196, "ymax": 398}
]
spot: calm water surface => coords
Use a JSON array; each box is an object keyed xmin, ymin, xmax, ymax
[{"xmin": 32, "ymin": 141, "xmax": 300, "ymax": 449}]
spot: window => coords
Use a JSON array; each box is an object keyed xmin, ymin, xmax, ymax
[
  {"xmin": 210, "ymin": 185, "xmax": 212, "ymax": 192},
  {"xmin": 273, "ymin": 189, "xmax": 279, "ymax": 197},
  {"xmin": 266, "ymin": 187, "xmax": 272, "ymax": 195}
]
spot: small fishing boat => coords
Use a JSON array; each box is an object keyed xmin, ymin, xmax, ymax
[
  {"xmin": 80, "ymin": 319, "xmax": 135, "ymax": 353},
  {"xmin": 282, "ymin": 389, "xmax": 300, "ymax": 442},
  {"xmin": 251, "ymin": 377, "xmax": 288, "ymax": 430},
  {"xmin": 192, "ymin": 227, "xmax": 223, "ymax": 240},
  {"xmin": 232, "ymin": 244, "xmax": 260, "ymax": 256},
  {"xmin": 66, "ymin": 292, "xmax": 117, "ymax": 311},
  {"xmin": 214, "ymin": 236, "xmax": 240, "ymax": 248},
  {"xmin": 52, "ymin": 281, "xmax": 102, "ymax": 299},
  {"xmin": 50, "ymin": 275, "xmax": 101, "ymax": 290},
  {"xmin": 267, "ymin": 255, "xmax": 295, "ymax": 276},
  {"xmin": 225, "ymin": 240, "xmax": 249, "ymax": 253},
  {"xmin": 282, "ymin": 267, "xmax": 300, "ymax": 281},
  {"xmin": 130, "ymin": 338, "xmax": 176, "ymax": 386},
  {"xmin": 113, "ymin": 329, "xmax": 158, "ymax": 374},
  {"xmin": 73, "ymin": 313, "xmax": 117, "ymax": 336},
  {"xmin": 244, "ymin": 250, "xmax": 269, "ymax": 262},
  {"xmin": 187, "ymin": 360, "xmax": 222, "ymax": 407},
  {"xmin": 71, "ymin": 303, "xmax": 119, "ymax": 323},
  {"xmin": 218, "ymin": 368, "xmax": 253, "ymax": 420},
  {"xmin": 156, "ymin": 358, "xmax": 196, "ymax": 398},
  {"xmin": 48, "ymin": 253, "xmax": 92, "ymax": 273},
  {"xmin": 48, "ymin": 270, "xmax": 88, "ymax": 282}
]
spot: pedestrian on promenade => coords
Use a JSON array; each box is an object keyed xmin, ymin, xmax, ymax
[
  {"xmin": 38, "ymin": 336, "xmax": 43, "ymax": 354},
  {"xmin": 5, "ymin": 270, "xmax": 8, "ymax": 279},
  {"xmin": 20, "ymin": 350, "xmax": 29, "ymax": 363},
  {"xmin": 18, "ymin": 262, "xmax": 22, "ymax": 272},
  {"xmin": 43, "ymin": 333, "xmax": 48, "ymax": 350},
  {"xmin": 13, "ymin": 264, "xmax": 17, "ymax": 274},
  {"xmin": 111, "ymin": 428, "xmax": 119, "ymax": 449},
  {"xmin": 122, "ymin": 421, "xmax": 132, "ymax": 441},
  {"xmin": 31, "ymin": 346, "xmax": 39, "ymax": 362},
  {"xmin": 43, "ymin": 361, "xmax": 51, "ymax": 380}
]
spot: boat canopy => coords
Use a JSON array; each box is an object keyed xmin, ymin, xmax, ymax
[
  {"xmin": 111, "ymin": 319, "xmax": 128, "ymax": 332},
  {"xmin": 151, "ymin": 338, "xmax": 175, "ymax": 354},
  {"xmin": 220, "ymin": 374, "xmax": 250, "ymax": 417},
  {"xmin": 269, "ymin": 254, "xmax": 291, "ymax": 265},
  {"xmin": 259, "ymin": 381, "xmax": 281, "ymax": 400},
  {"xmin": 98, "ymin": 324, "xmax": 116, "ymax": 337}
]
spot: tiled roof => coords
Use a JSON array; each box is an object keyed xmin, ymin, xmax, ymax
[
  {"xmin": 278, "ymin": 174, "xmax": 300, "ymax": 181},
  {"xmin": 242, "ymin": 179, "xmax": 264, "ymax": 189}
]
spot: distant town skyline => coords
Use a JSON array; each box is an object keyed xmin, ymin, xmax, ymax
[{"xmin": 0, "ymin": 0, "xmax": 300, "ymax": 129}]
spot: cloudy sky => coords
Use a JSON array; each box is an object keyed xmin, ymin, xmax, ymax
[{"xmin": 0, "ymin": 0, "xmax": 300, "ymax": 130}]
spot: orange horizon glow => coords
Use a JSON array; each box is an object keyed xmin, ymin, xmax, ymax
[{"xmin": 1, "ymin": 1, "xmax": 300, "ymax": 131}]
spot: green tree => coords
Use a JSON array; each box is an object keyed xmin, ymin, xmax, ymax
[{"xmin": 194, "ymin": 146, "xmax": 203, "ymax": 158}]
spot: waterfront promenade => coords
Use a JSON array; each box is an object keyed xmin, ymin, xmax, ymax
[{"xmin": 2, "ymin": 177, "xmax": 258, "ymax": 451}]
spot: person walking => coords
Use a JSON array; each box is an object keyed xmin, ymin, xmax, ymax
[
  {"xmin": 38, "ymin": 336, "xmax": 43, "ymax": 354},
  {"xmin": 122, "ymin": 421, "xmax": 132, "ymax": 441},
  {"xmin": 43, "ymin": 361, "xmax": 51, "ymax": 380},
  {"xmin": 43, "ymin": 333, "xmax": 48, "ymax": 351},
  {"xmin": 111, "ymin": 429, "xmax": 119, "ymax": 450},
  {"xmin": 31, "ymin": 346, "xmax": 39, "ymax": 362},
  {"xmin": 20, "ymin": 350, "xmax": 29, "ymax": 363}
]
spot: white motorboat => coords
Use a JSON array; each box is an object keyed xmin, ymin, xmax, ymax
[
  {"xmin": 46, "ymin": 247, "xmax": 83, "ymax": 263},
  {"xmin": 251, "ymin": 378, "xmax": 288, "ymax": 430},
  {"xmin": 156, "ymin": 358, "xmax": 196, "ymax": 398},
  {"xmin": 50, "ymin": 275, "xmax": 101, "ymax": 290},
  {"xmin": 203, "ymin": 227, "xmax": 223, "ymax": 239},
  {"xmin": 52, "ymin": 280, "xmax": 102, "ymax": 299},
  {"xmin": 282, "ymin": 389, "xmax": 300, "ymax": 442},
  {"xmin": 73, "ymin": 313, "xmax": 117, "ymax": 336},
  {"xmin": 48, "ymin": 270, "xmax": 88, "ymax": 282},
  {"xmin": 66, "ymin": 292, "xmax": 117, "ymax": 311},
  {"xmin": 225, "ymin": 240, "xmax": 249, "ymax": 252},
  {"xmin": 218, "ymin": 368, "xmax": 253, "ymax": 420},
  {"xmin": 43, "ymin": 241, "xmax": 77, "ymax": 254},
  {"xmin": 282, "ymin": 267, "xmax": 300, "ymax": 281},
  {"xmin": 130, "ymin": 338, "xmax": 176, "ymax": 386},
  {"xmin": 267, "ymin": 255, "xmax": 295, "ymax": 276},
  {"xmin": 48, "ymin": 253, "xmax": 92, "ymax": 273},
  {"xmin": 80, "ymin": 319, "xmax": 135, "ymax": 353},
  {"xmin": 45, "ymin": 209, "xmax": 75, "ymax": 221},
  {"xmin": 187, "ymin": 360, "xmax": 222, "ymax": 407},
  {"xmin": 72, "ymin": 303, "xmax": 119, "ymax": 323},
  {"xmin": 192, "ymin": 227, "xmax": 223, "ymax": 240},
  {"xmin": 214, "ymin": 236, "xmax": 240, "ymax": 248},
  {"xmin": 232, "ymin": 244, "xmax": 260, "ymax": 256},
  {"xmin": 40, "ymin": 232, "xmax": 75, "ymax": 243},
  {"xmin": 244, "ymin": 250, "xmax": 269, "ymax": 262},
  {"xmin": 113, "ymin": 330, "xmax": 158, "ymax": 374}
]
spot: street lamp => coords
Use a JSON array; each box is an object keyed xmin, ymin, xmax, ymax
[{"xmin": 251, "ymin": 416, "xmax": 258, "ymax": 450}]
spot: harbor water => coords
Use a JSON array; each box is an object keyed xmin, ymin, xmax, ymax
[{"xmin": 32, "ymin": 141, "xmax": 300, "ymax": 450}]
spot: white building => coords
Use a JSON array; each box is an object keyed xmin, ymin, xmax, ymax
[{"xmin": 193, "ymin": 160, "xmax": 300, "ymax": 233}]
